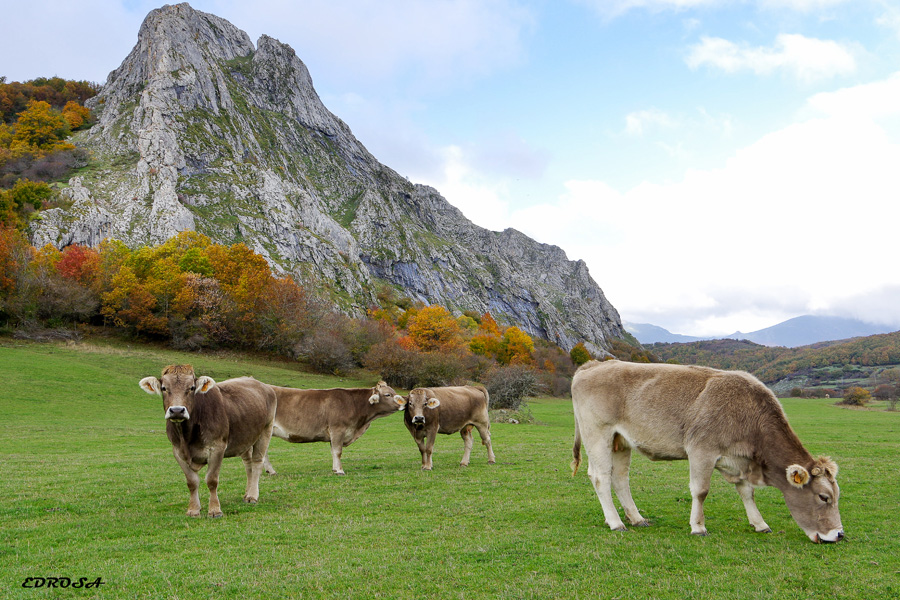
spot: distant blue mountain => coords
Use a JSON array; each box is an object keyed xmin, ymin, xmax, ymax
[
  {"xmin": 626, "ymin": 315, "xmax": 898, "ymax": 348},
  {"xmin": 724, "ymin": 315, "xmax": 896, "ymax": 348},
  {"xmin": 624, "ymin": 322, "xmax": 707, "ymax": 344}
]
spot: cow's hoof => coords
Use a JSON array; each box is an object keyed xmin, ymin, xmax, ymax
[
  {"xmin": 756, "ymin": 527, "xmax": 772, "ymax": 534},
  {"xmin": 459, "ymin": 462, "xmax": 469, "ymax": 467},
  {"xmin": 422, "ymin": 466, "xmax": 432, "ymax": 471},
  {"xmin": 690, "ymin": 530, "xmax": 709, "ymax": 537},
  {"xmin": 488, "ymin": 459, "xmax": 496, "ymax": 464},
  {"xmin": 243, "ymin": 496, "xmax": 258, "ymax": 504},
  {"xmin": 333, "ymin": 470, "xmax": 346, "ymax": 476},
  {"xmin": 187, "ymin": 509, "xmax": 201, "ymax": 518},
  {"xmin": 610, "ymin": 525, "xmax": 628, "ymax": 532},
  {"xmin": 208, "ymin": 511, "xmax": 224, "ymax": 518},
  {"xmin": 634, "ymin": 520, "xmax": 651, "ymax": 527},
  {"xmin": 264, "ymin": 469, "xmax": 277, "ymax": 476}
]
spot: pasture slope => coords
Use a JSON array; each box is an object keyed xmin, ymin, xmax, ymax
[{"xmin": 1, "ymin": 337, "xmax": 898, "ymax": 599}]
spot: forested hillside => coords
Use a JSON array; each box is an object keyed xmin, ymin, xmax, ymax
[
  {"xmin": 0, "ymin": 77, "xmax": 99, "ymax": 226},
  {"xmin": 651, "ymin": 333, "xmax": 900, "ymax": 396}
]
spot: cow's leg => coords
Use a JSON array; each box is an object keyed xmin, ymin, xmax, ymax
[
  {"xmin": 262, "ymin": 453, "xmax": 277, "ymax": 475},
  {"xmin": 583, "ymin": 429, "xmax": 626, "ymax": 531},
  {"xmin": 329, "ymin": 434, "xmax": 345, "ymax": 475},
  {"xmin": 422, "ymin": 429, "xmax": 437, "ymax": 471},
  {"xmin": 413, "ymin": 430, "xmax": 430, "ymax": 470},
  {"xmin": 687, "ymin": 453, "xmax": 717, "ymax": 535},
  {"xmin": 611, "ymin": 443, "xmax": 648, "ymax": 526},
  {"xmin": 474, "ymin": 422, "xmax": 496, "ymax": 464},
  {"xmin": 243, "ymin": 422, "xmax": 274, "ymax": 502},
  {"xmin": 735, "ymin": 480, "xmax": 771, "ymax": 533},
  {"xmin": 174, "ymin": 452, "xmax": 202, "ymax": 518},
  {"xmin": 459, "ymin": 425, "xmax": 474, "ymax": 467},
  {"xmin": 205, "ymin": 448, "xmax": 226, "ymax": 518}
]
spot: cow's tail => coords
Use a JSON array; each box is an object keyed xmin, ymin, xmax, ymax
[
  {"xmin": 571, "ymin": 409, "xmax": 582, "ymax": 476},
  {"xmin": 478, "ymin": 384, "xmax": 490, "ymax": 409}
]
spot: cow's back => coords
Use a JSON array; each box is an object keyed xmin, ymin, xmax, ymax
[
  {"xmin": 216, "ymin": 377, "xmax": 277, "ymax": 457},
  {"xmin": 572, "ymin": 361, "xmax": 788, "ymax": 460}
]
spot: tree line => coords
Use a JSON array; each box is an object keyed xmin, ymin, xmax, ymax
[
  {"xmin": 0, "ymin": 228, "xmax": 614, "ymax": 404},
  {"xmin": 650, "ymin": 334, "xmax": 900, "ymax": 388}
]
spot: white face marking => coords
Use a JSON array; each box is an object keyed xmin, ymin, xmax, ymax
[{"xmin": 165, "ymin": 406, "xmax": 190, "ymax": 421}]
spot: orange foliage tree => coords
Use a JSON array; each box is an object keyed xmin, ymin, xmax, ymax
[{"xmin": 406, "ymin": 305, "xmax": 464, "ymax": 352}]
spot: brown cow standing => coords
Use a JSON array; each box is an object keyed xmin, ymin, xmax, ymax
[
  {"xmin": 261, "ymin": 381, "xmax": 405, "ymax": 475},
  {"xmin": 571, "ymin": 360, "xmax": 844, "ymax": 542},
  {"xmin": 139, "ymin": 365, "xmax": 277, "ymax": 518},
  {"xmin": 402, "ymin": 386, "xmax": 496, "ymax": 470}
]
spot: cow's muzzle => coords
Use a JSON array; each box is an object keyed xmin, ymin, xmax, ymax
[
  {"xmin": 412, "ymin": 416, "xmax": 425, "ymax": 429},
  {"xmin": 813, "ymin": 529, "xmax": 844, "ymax": 543},
  {"xmin": 165, "ymin": 406, "xmax": 190, "ymax": 422}
]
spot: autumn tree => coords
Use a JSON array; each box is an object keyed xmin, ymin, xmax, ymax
[
  {"xmin": 470, "ymin": 311, "xmax": 502, "ymax": 358},
  {"xmin": 10, "ymin": 100, "xmax": 73, "ymax": 156},
  {"xmin": 498, "ymin": 326, "xmax": 534, "ymax": 365},
  {"xmin": 407, "ymin": 305, "xmax": 464, "ymax": 352},
  {"xmin": 61, "ymin": 101, "xmax": 91, "ymax": 130},
  {"xmin": 0, "ymin": 179, "xmax": 52, "ymax": 227}
]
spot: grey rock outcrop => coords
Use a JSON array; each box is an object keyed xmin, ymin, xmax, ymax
[{"xmin": 29, "ymin": 2, "xmax": 626, "ymax": 353}]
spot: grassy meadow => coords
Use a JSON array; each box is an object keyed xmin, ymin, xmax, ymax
[{"xmin": 1, "ymin": 337, "xmax": 898, "ymax": 599}]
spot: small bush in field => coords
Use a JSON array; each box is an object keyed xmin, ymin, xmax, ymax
[
  {"xmin": 839, "ymin": 386, "xmax": 871, "ymax": 406},
  {"xmin": 485, "ymin": 364, "xmax": 540, "ymax": 410}
]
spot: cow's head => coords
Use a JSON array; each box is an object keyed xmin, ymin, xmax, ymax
[
  {"xmin": 138, "ymin": 365, "xmax": 216, "ymax": 423},
  {"xmin": 405, "ymin": 388, "xmax": 440, "ymax": 430},
  {"xmin": 367, "ymin": 380, "xmax": 406, "ymax": 413},
  {"xmin": 783, "ymin": 456, "xmax": 843, "ymax": 543}
]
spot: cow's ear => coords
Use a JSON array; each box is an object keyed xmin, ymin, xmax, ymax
[
  {"xmin": 786, "ymin": 464, "xmax": 810, "ymax": 488},
  {"xmin": 196, "ymin": 376, "xmax": 216, "ymax": 393},
  {"xmin": 139, "ymin": 377, "xmax": 161, "ymax": 395},
  {"xmin": 368, "ymin": 393, "xmax": 380, "ymax": 404},
  {"xmin": 425, "ymin": 397, "xmax": 441, "ymax": 409},
  {"xmin": 393, "ymin": 394, "xmax": 407, "ymax": 408}
]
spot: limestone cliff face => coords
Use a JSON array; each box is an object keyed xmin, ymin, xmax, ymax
[{"xmin": 30, "ymin": 2, "xmax": 626, "ymax": 353}]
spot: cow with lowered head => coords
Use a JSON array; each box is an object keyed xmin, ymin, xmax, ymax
[
  {"xmin": 402, "ymin": 385, "xmax": 496, "ymax": 470},
  {"xmin": 261, "ymin": 381, "xmax": 405, "ymax": 475},
  {"xmin": 139, "ymin": 365, "xmax": 277, "ymax": 517},
  {"xmin": 571, "ymin": 360, "xmax": 843, "ymax": 543}
]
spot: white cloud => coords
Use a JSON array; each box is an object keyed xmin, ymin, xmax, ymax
[
  {"xmin": 494, "ymin": 72, "xmax": 900, "ymax": 334},
  {"xmin": 805, "ymin": 71, "xmax": 900, "ymax": 119},
  {"xmin": 625, "ymin": 109, "xmax": 678, "ymax": 135},
  {"xmin": 877, "ymin": 5, "xmax": 900, "ymax": 40},
  {"xmin": 686, "ymin": 34, "xmax": 858, "ymax": 82},
  {"xmin": 419, "ymin": 146, "xmax": 514, "ymax": 232},
  {"xmin": 579, "ymin": 0, "xmax": 852, "ymax": 18}
]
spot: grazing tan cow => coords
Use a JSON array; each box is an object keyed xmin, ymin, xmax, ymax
[
  {"xmin": 571, "ymin": 360, "xmax": 844, "ymax": 543},
  {"xmin": 139, "ymin": 365, "xmax": 277, "ymax": 517},
  {"xmin": 261, "ymin": 381, "xmax": 405, "ymax": 475},
  {"xmin": 402, "ymin": 386, "xmax": 496, "ymax": 470}
]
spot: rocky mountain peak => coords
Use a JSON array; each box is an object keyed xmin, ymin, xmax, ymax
[{"xmin": 30, "ymin": 2, "xmax": 627, "ymax": 354}]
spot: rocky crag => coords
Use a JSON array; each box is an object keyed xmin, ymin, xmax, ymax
[{"xmin": 30, "ymin": 3, "xmax": 626, "ymax": 354}]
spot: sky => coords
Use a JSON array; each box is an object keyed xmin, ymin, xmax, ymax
[{"xmin": 2, "ymin": 0, "xmax": 900, "ymax": 337}]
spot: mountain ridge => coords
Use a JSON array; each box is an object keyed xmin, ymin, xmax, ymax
[
  {"xmin": 28, "ymin": 2, "xmax": 625, "ymax": 354},
  {"xmin": 626, "ymin": 315, "xmax": 897, "ymax": 347}
]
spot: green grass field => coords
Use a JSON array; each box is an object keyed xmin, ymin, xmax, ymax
[{"xmin": 1, "ymin": 338, "xmax": 898, "ymax": 599}]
